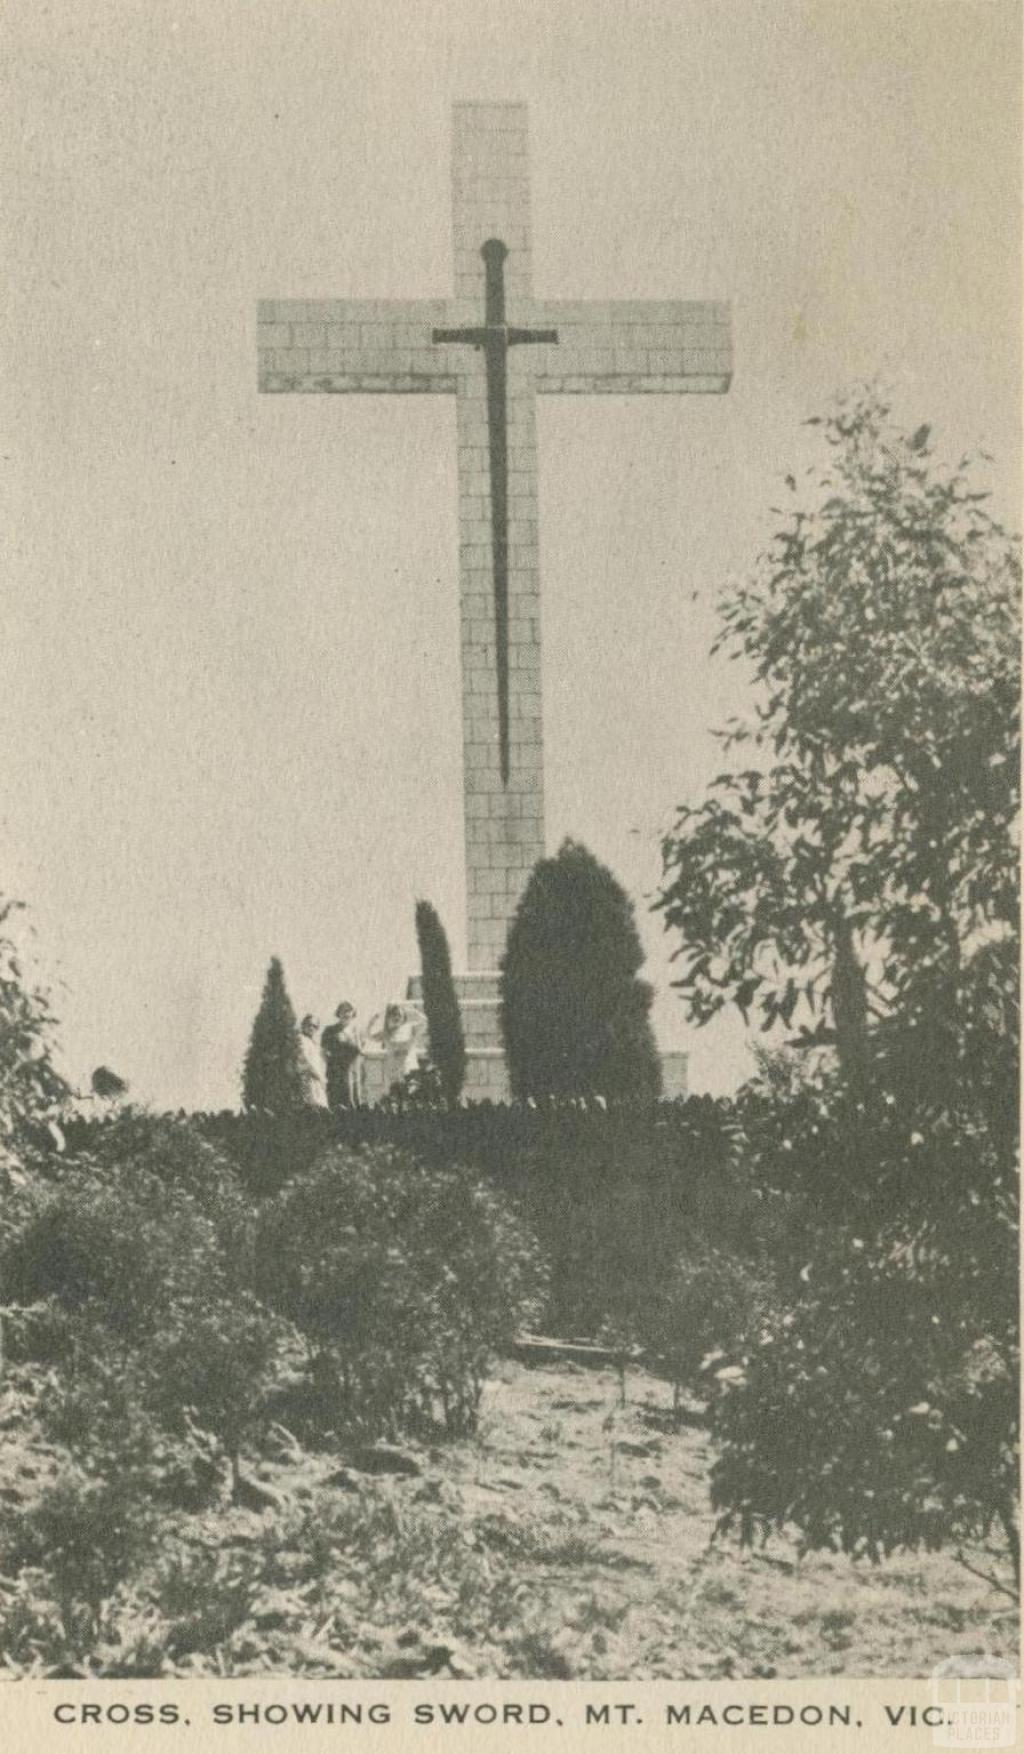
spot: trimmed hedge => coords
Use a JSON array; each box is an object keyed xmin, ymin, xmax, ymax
[{"xmin": 62, "ymin": 1100, "xmax": 756, "ymax": 1336}]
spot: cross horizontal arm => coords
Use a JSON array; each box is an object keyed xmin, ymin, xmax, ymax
[
  {"xmin": 258, "ymin": 299, "xmax": 470, "ymax": 393},
  {"xmin": 531, "ymin": 299, "xmax": 731, "ymax": 393}
]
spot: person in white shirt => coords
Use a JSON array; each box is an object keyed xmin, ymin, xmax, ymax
[{"xmin": 298, "ymin": 1014, "xmax": 328, "ymax": 1109}]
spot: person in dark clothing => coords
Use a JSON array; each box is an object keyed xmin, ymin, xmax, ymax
[{"xmin": 321, "ymin": 1001, "xmax": 363, "ymax": 1109}]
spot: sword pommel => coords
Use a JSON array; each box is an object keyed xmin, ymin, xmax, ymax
[{"xmin": 481, "ymin": 238, "xmax": 508, "ymax": 326}]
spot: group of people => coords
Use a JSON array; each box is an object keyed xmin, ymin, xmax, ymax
[{"xmin": 298, "ymin": 1001, "xmax": 428, "ymax": 1110}]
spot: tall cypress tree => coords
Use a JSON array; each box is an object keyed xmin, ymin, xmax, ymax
[
  {"xmin": 500, "ymin": 839, "xmax": 663, "ymax": 1101},
  {"xmin": 241, "ymin": 956, "xmax": 307, "ymax": 1114},
  {"xmin": 415, "ymin": 899, "xmax": 467, "ymax": 1107}
]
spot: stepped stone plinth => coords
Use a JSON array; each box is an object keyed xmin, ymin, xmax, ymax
[
  {"xmin": 405, "ymin": 971, "xmax": 509, "ymax": 1100},
  {"xmin": 402, "ymin": 971, "xmax": 687, "ymax": 1103}
]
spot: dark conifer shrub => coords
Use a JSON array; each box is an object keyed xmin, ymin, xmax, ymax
[
  {"xmin": 500, "ymin": 840, "xmax": 662, "ymax": 1100},
  {"xmin": 241, "ymin": 956, "xmax": 307, "ymax": 1114},
  {"xmin": 415, "ymin": 899, "xmax": 467, "ymax": 1107}
]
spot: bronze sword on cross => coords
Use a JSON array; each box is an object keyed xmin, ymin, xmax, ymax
[{"xmin": 433, "ymin": 239, "xmax": 558, "ymax": 786}]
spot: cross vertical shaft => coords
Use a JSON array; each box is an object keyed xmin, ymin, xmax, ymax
[
  {"xmin": 433, "ymin": 237, "xmax": 558, "ymax": 787},
  {"xmin": 449, "ymin": 106, "xmax": 547, "ymax": 969}
]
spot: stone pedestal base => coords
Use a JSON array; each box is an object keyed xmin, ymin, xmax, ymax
[
  {"xmin": 360, "ymin": 971, "xmax": 686, "ymax": 1106},
  {"xmin": 406, "ymin": 971, "xmax": 510, "ymax": 1102},
  {"xmin": 659, "ymin": 1050, "xmax": 689, "ymax": 1101}
]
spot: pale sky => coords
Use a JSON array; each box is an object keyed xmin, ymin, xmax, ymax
[{"xmin": 3, "ymin": 0, "xmax": 1020, "ymax": 1109}]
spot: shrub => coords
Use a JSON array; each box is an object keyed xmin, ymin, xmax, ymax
[
  {"xmin": 241, "ymin": 956, "xmax": 307, "ymax": 1114},
  {"xmin": 415, "ymin": 900, "xmax": 466, "ymax": 1107},
  {"xmin": 190, "ymin": 1097, "xmax": 755, "ymax": 1334},
  {"xmin": 708, "ymin": 1192, "xmax": 1016, "ymax": 1592},
  {"xmin": 704, "ymin": 1053, "xmax": 1019, "ymax": 1579},
  {"xmin": 73, "ymin": 1110, "xmax": 255, "ymax": 1278},
  {"xmin": 255, "ymin": 1144, "xmax": 546, "ymax": 1439},
  {"xmin": 510, "ymin": 1101, "xmax": 753, "ymax": 1336},
  {"xmin": 79, "ymin": 1109, "xmax": 247, "ymax": 1218},
  {"xmin": 29, "ymin": 1300, "xmax": 284, "ymax": 1515},
  {"xmin": 149, "ymin": 1293, "xmax": 290, "ymax": 1494},
  {"xmin": 0, "ymin": 1114, "xmax": 256, "ymax": 1336},
  {"xmin": 156, "ymin": 1548, "xmax": 262, "ymax": 1660},
  {"xmin": 643, "ymin": 1243, "xmax": 771, "ymax": 1412},
  {"xmin": 501, "ymin": 840, "xmax": 662, "ymax": 1100},
  {"xmin": 1, "ymin": 1118, "xmax": 281, "ymax": 1506},
  {"xmin": 0, "ymin": 1467, "xmax": 155, "ymax": 1651},
  {"xmin": 197, "ymin": 1106, "xmax": 335, "ymax": 1200},
  {"xmin": 0, "ymin": 1165, "xmax": 224, "ymax": 1344}
]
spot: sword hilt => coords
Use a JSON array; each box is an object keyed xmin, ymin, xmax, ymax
[{"xmin": 481, "ymin": 238, "xmax": 509, "ymax": 326}]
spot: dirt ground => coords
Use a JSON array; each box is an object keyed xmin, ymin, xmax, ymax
[
  {"xmin": 406, "ymin": 1358, "xmax": 1020, "ymax": 1679},
  {"xmin": 0, "ymin": 1356, "xmax": 1017, "ymax": 1678}
]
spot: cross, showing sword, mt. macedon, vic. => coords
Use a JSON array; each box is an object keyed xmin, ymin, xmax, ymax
[{"xmin": 258, "ymin": 101, "xmax": 732, "ymax": 996}]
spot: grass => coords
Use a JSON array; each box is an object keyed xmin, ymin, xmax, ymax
[{"xmin": 0, "ymin": 1358, "xmax": 1017, "ymax": 1678}]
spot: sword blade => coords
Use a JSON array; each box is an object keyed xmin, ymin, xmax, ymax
[
  {"xmin": 482, "ymin": 333, "xmax": 511, "ymax": 788},
  {"xmin": 433, "ymin": 241, "xmax": 556, "ymax": 795}
]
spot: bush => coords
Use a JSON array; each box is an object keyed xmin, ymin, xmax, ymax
[
  {"xmin": 186, "ymin": 1097, "xmax": 755, "ymax": 1334},
  {"xmin": 255, "ymin": 1144, "xmax": 546, "ymax": 1439},
  {"xmin": 0, "ymin": 1468, "xmax": 155, "ymax": 1652},
  {"xmin": 1, "ymin": 1114, "xmax": 257, "ymax": 1333},
  {"xmin": 36, "ymin": 1324, "xmax": 218, "ymax": 1509},
  {"xmin": 501, "ymin": 840, "xmax": 662, "ymax": 1100},
  {"xmin": 1, "ymin": 1116, "xmax": 285, "ymax": 1505},
  {"xmin": 643, "ymin": 1244, "xmax": 771, "ymax": 1411},
  {"xmin": 706, "ymin": 1082, "xmax": 1019, "ymax": 1592},
  {"xmin": 241, "ymin": 956, "xmax": 307, "ymax": 1114},
  {"xmin": 0, "ymin": 1162, "xmax": 225, "ymax": 1343},
  {"xmin": 509, "ymin": 1102, "xmax": 754, "ymax": 1337},
  {"xmin": 415, "ymin": 900, "xmax": 466, "ymax": 1107},
  {"xmin": 79, "ymin": 1110, "xmax": 248, "ymax": 1218},
  {"xmin": 150, "ymin": 1293, "xmax": 290, "ymax": 1494},
  {"xmin": 709, "ymin": 1221, "xmax": 1018, "ymax": 1580}
]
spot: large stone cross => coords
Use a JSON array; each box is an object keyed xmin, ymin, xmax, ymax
[{"xmin": 258, "ymin": 101, "xmax": 731, "ymax": 974}]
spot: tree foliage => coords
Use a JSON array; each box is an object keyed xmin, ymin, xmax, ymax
[
  {"xmin": 707, "ymin": 1082, "xmax": 1018, "ymax": 1588},
  {"xmin": 657, "ymin": 390, "xmax": 1019, "ymax": 1101},
  {"xmin": 414, "ymin": 900, "xmax": 466, "ymax": 1107},
  {"xmin": 500, "ymin": 840, "xmax": 663, "ymax": 1100},
  {"xmin": 241, "ymin": 956, "xmax": 307, "ymax": 1115},
  {"xmin": 658, "ymin": 395, "xmax": 1020, "ymax": 1586},
  {"xmin": 0, "ymin": 897, "xmax": 68, "ymax": 1174}
]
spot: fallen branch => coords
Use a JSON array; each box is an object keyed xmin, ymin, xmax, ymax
[{"xmin": 954, "ymin": 1547, "xmax": 1019, "ymax": 1605}]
